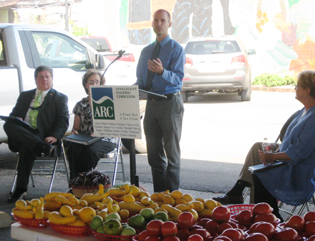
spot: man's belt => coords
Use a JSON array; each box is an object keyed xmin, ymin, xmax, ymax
[{"xmin": 148, "ymin": 92, "xmax": 180, "ymax": 101}]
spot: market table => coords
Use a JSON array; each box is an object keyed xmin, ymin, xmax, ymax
[{"xmin": 11, "ymin": 222, "xmax": 95, "ymax": 241}]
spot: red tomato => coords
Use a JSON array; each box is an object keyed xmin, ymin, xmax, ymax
[
  {"xmin": 205, "ymin": 220, "xmax": 219, "ymax": 232},
  {"xmin": 308, "ymin": 235, "xmax": 315, "ymax": 241},
  {"xmin": 163, "ymin": 236, "xmax": 180, "ymax": 241},
  {"xmin": 274, "ymin": 227, "xmax": 299, "ymax": 241},
  {"xmin": 212, "ymin": 206, "xmax": 231, "ymax": 223},
  {"xmin": 145, "ymin": 236, "xmax": 161, "ymax": 241},
  {"xmin": 284, "ymin": 215, "xmax": 305, "ymax": 232},
  {"xmin": 161, "ymin": 221, "xmax": 178, "ymax": 237},
  {"xmin": 252, "ymin": 203, "xmax": 273, "ymax": 216},
  {"xmin": 243, "ymin": 233, "xmax": 268, "ymax": 241},
  {"xmin": 147, "ymin": 220, "xmax": 163, "ymax": 236},
  {"xmin": 189, "ymin": 225, "xmax": 203, "ymax": 231},
  {"xmin": 236, "ymin": 210, "xmax": 253, "ymax": 224},
  {"xmin": 248, "ymin": 222, "xmax": 259, "ymax": 233},
  {"xmin": 190, "ymin": 228, "xmax": 211, "ymax": 240},
  {"xmin": 213, "ymin": 237, "xmax": 232, "ymax": 241},
  {"xmin": 249, "ymin": 221, "xmax": 275, "ymax": 240},
  {"xmin": 304, "ymin": 221, "xmax": 315, "ymax": 235},
  {"xmin": 234, "ymin": 228, "xmax": 245, "ymax": 238},
  {"xmin": 254, "ymin": 213, "xmax": 278, "ymax": 223},
  {"xmin": 227, "ymin": 221, "xmax": 237, "ymax": 228},
  {"xmin": 220, "ymin": 228, "xmax": 243, "ymax": 241},
  {"xmin": 217, "ymin": 223, "xmax": 233, "ymax": 234},
  {"xmin": 304, "ymin": 212, "xmax": 315, "ymax": 222},
  {"xmin": 139, "ymin": 230, "xmax": 151, "ymax": 241},
  {"xmin": 177, "ymin": 229, "xmax": 190, "ymax": 240},
  {"xmin": 178, "ymin": 212, "xmax": 195, "ymax": 229},
  {"xmin": 255, "ymin": 221, "xmax": 275, "ymax": 240},
  {"xmin": 197, "ymin": 218, "xmax": 212, "ymax": 228},
  {"xmin": 187, "ymin": 234, "xmax": 204, "ymax": 241}
]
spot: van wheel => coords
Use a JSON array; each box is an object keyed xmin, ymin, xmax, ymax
[
  {"xmin": 122, "ymin": 100, "xmax": 147, "ymax": 153},
  {"xmin": 241, "ymin": 85, "xmax": 251, "ymax": 101},
  {"xmin": 181, "ymin": 91, "xmax": 188, "ymax": 103}
]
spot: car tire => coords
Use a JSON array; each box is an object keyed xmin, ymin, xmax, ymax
[
  {"xmin": 128, "ymin": 29, "xmax": 151, "ymax": 45},
  {"xmin": 191, "ymin": 0, "xmax": 213, "ymax": 37},
  {"xmin": 241, "ymin": 85, "xmax": 251, "ymax": 101},
  {"xmin": 171, "ymin": 0, "xmax": 193, "ymax": 44},
  {"xmin": 181, "ymin": 91, "xmax": 188, "ymax": 103},
  {"xmin": 122, "ymin": 100, "xmax": 147, "ymax": 153}
]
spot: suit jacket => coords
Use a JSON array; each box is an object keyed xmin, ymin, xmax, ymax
[{"xmin": 10, "ymin": 88, "xmax": 69, "ymax": 141}]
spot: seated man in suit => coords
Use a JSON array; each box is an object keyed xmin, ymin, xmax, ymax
[{"xmin": 4, "ymin": 65, "xmax": 69, "ymax": 202}]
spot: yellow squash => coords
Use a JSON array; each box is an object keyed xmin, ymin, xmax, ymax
[
  {"xmin": 48, "ymin": 211, "xmax": 76, "ymax": 225},
  {"xmin": 12, "ymin": 208, "xmax": 34, "ymax": 219}
]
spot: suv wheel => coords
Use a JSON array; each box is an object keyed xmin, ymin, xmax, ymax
[
  {"xmin": 241, "ymin": 85, "xmax": 251, "ymax": 101},
  {"xmin": 181, "ymin": 91, "xmax": 188, "ymax": 103}
]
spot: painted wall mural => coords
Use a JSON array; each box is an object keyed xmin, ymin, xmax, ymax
[{"xmin": 123, "ymin": 0, "xmax": 315, "ymax": 77}]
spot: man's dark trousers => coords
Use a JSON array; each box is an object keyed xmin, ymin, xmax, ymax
[
  {"xmin": 4, "ymin": 120, "xmax": 43, "ymax": 190},
  {"xmin": 144, "ymin": 94, "xmax": 184, "ymax": 192}
]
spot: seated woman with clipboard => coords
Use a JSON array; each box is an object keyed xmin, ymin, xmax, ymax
[
  {"xmin": 66, "ymin": 69, "xmax": 117, "ymax": 179},
  {"xmin": 214, "ymin": 70, "xmax": 315, "ymax": 221}
]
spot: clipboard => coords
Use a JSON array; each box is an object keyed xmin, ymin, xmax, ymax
[
  {"xmin": 0, "ymin": 115, "xmax": 34, "ymax": 132},
  {"xmin": 139, "ymin": 89, "xmax": 167, "ymax": 100},
  {"xmin": 65, "ymin": 132, "xmax": 103, "ymax": 146},
  {"xmin": 248, "ymin": 161, "xmax": 285, "ymax": 173}
]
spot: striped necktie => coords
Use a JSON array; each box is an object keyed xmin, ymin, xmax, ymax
[
  {"xmin": 144, "ymin": 42, "xmax": 161, "ymax": 91},
  {"xmin": 29, "ymin": 91, "xmax": 42, "ymax": 129}
]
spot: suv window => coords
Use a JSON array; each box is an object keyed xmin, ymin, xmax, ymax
[
  {"xmin": 185, "ymin": 40, "xmax": 241, "ymax": 55},
  {"xmin": 31, "ymin": 32, "xmax": 90, "ymax": 70},
  {"xmin": 0, "ymin": 35, "xmax": 6, "ymax": 66},
  {"xmin": 81, "ymin": 38, "xmax": 111, "ymax": 52}
]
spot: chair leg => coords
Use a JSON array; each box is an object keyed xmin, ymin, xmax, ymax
[
  {"xmin": 10, "ymin": 153, "xmax": 20, "ymax": 194},
  {"xmin": 297, "ymin": 203, "xmax": 308, "ymax": 216},
  {"xmin": 61, "ymin": 140, "xmax": 70, "ymax": 186},
  {"xmin": 243, "ymin": 187, "xmax": 250, "ymax": 201},
  {"xmin": 111, "ymin": 139, "xmax": 122, "ymax": 186},
  {"xmin": 30, "ymin": 173, "xmax": 35, "ymax": 187},
  {"xmin": 120, "ymin": 148, "xmax": 126, "ymax": 182},
  {"xmin": 48, "ymin": 157, "xmax": 59, "ymax": 193}
]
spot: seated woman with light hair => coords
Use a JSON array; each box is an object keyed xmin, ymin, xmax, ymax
[{"xmin": 214, "ymin": 70, "xmax": 315, "ymax": 221}]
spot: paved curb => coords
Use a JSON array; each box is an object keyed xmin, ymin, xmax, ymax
[{"xmin": 252, "ymin": 85, "xmax": 295, "ymax": 93}]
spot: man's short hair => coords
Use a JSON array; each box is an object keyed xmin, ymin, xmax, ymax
[
  {"xmin": 34, "ymin": 65, "xmax": 53, "ymax": 79},
  {"xmin": 153, "ymin": 9, "xmax": 171, "ymax": 21}
]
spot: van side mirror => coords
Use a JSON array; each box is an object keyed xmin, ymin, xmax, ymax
[
  {"xmin": 248, "ymin": 49, "xmax": 256, "ymax": 55},
  {"xmin": 96, "ymin": 54, "xmax": 105, "ymax": 69}
]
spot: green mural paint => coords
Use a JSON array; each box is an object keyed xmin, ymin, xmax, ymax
[
  {"xmin": 288, "ymin": 0, "xmax": 301, "ymax": 8},
  {"xmin": 120, "ymin": 0, "xmax": 128, "ymax": 30}
]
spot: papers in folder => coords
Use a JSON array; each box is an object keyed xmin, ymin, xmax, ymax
[
  {"xmin": 248, "ymin": 161, "xmax": 285, "ymax": 173},
  {"xmin": 0, "ymin": 115, "xmax": 34, "ymax": 132},
  {"xmin": 139, "ymin": 89, "xmax": 166, "ymax": 99},
  {"xmin": 65, "ymin": 132, "xmax": 103, "ymax": 146}
]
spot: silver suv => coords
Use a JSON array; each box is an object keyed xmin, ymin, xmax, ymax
[{"xmin": 182, "ymin": 36, "xmax": 256, "ymax": 102}]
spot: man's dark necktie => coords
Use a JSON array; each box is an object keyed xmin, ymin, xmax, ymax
[{"xmin": 144, "ymin": 42, "xmax": 161, "ymax": 91}]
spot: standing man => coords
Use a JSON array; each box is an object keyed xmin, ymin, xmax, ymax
[
  {"xmin": 4, "ymin": 65, "xmax": 69, "ymax": 202},
  {"xmin": 135, "ymin": 9, "xmax": 185, "ymax": 192}
]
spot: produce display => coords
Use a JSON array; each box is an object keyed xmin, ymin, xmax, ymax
[{"xmin": 11, "ymin": 183, "xmax": 315, "ymax": 241}]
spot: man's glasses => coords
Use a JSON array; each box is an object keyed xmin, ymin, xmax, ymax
[{"xmin": 87, "ymin": 80, "xmax": 100, "ymax": 84}]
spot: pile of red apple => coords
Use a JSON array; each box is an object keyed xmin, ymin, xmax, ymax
[
  {"xmin": 233, "ymin": 202, "xmax": 279, "ymax": 227},
  {"xmin": 134, "ymin": 202, "xmax": 315, "ymax": 241}
]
